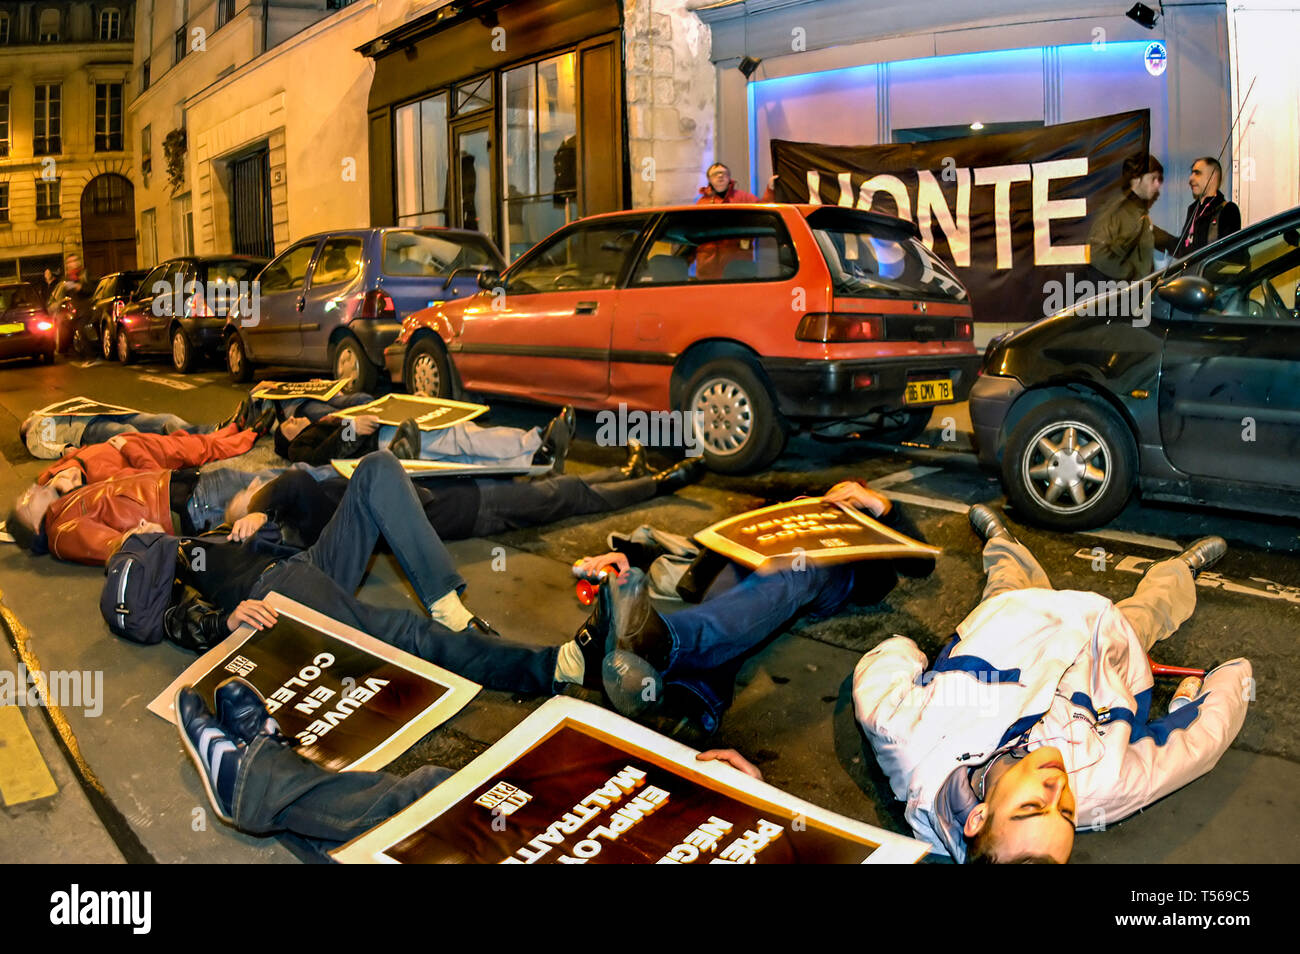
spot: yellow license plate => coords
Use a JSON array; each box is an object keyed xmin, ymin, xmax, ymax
[
  {"xmin": 0, "ymin": 323, "xmax": 24, "ymax": 335},
  {"xmin": 905, "ymin": 378, "xmax": 953, "ymax": 404}
]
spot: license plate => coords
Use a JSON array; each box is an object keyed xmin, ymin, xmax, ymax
[
  {"xmin": 904, "ymin": 378, "xmax": 953, "ymax": 404},
  {"xmin": 0, "ymin": 322, "xmax": 24, "ymax": 335}
]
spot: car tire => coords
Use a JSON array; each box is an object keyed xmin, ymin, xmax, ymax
[
  {"xmin": 405, "ymin": 338, "xmax": 453, "ymax": 398},
  {"xmin": 681, "ymin": 359, "xmax": 785, "ymax": 474},
  {"xmin": 171, "ymin": 327, "xmax": 197, "ymax": 373},
  {"xmin": 332, "ymin": 336, "xmax": 378, "ymax": 395},
  {"xmin": 116, "ymin": 329, "xmax": 135, "ymax": 364},
  {"xmin": 71, "ymin": 323, "xmax": 93, "ymax": 359},
  {"xmin": 1002, "ymin": 397, "xmax": 1136, "ymax": 531},
  {"xmin": 227, "ymin": 333, "xmax": 253, "ymax": 383},
  {"xmin": 101, "ymin": 322, "xmax": 115, "ymax": 361}
]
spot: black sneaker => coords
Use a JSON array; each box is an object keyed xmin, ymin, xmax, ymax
[
  {"xmin": 387, "ymin": 418, "xmax": 421, "ymax": 460},
  {"xmin": 175, "ymin": 686, "xmax": 242, "ymax": 824},
  {"xmin": 218, "ymin": 397, "xmax": 254, "ymax": 431},
  {"xmin": 1176, "ymin": 536, "xmax": 1226, "ymax": 578},
  {"xmin": 250, "ymin": 406, "xmax": 277, "ymax": 438},
  {"xmin": 573, "ymin": 583, "xmax": 615, "ymax": 690},
  {"xmin": 539, "ymin": 405, "xmax": 576, "ymax": 474},
  {"xmin": 652, "ymin": 457, "xmax": 706, "ymax": 496},
  {"xmin": 968, "ymin": 504, "xmax": 1017, "ymax": 543},
  {"xmin": 214, "ymin": 677, "xmax": 286, "ymax": 745}
]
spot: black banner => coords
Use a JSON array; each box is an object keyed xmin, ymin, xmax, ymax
[{"xmin": 771, "ymin": 110, "xmax": 1150, "ymax": 325}]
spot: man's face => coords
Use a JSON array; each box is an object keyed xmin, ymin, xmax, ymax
[
  {"xmin": 708, "ymin": 166, "xmax": 731, "ymax": 193},
  {"xmin": 1189, "ymin": 161, "xmax": 1219, "ymax": 199},
  {"xmin": 280, "ymin": 416, "xmax": 310, "ymax": 442},
  {"xmin": 15, "ymin": 482, "xmax": 62, "ymax": 537},
  {"xmin": 1132, "ymin": 171, "xmax": 1163, "ymax": 203},
  {"xmin": 964, "ymin": 746, "xmax": 1077, "ymax": 863}
]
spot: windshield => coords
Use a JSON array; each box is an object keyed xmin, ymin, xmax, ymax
[
  {"xmin": 0, "ymin": 284, "xmax": 43, "ymax": 310},
  {"xmin": 813, "ymin": 227, "xmax": 968, "ymax": 303},
  {"xmin": 382, "ymin": 231, "xmax": 498, "ymax": 277}
]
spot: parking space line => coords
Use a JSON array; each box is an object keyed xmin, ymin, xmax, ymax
[
  {"xmin": 137, "ymin": 375, "xmax": 195, "ymax": 391},
  {"xmin": 869, "ymin": 488, "xmax": 972, "ymax": 514},
  {"xmin": 1080, "ymin": 528, "xmax": 1181, "ymax": 552},
  {"xmin": 869, "ymin": 466, "xmax": 943, "ymax": 489}
]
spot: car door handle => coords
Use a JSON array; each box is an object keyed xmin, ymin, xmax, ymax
[{"xmin": 575, "ymin": 301, "xmax": 598, "ymax": 315}]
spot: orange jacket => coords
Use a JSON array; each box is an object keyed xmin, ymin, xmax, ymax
[
  {"xmin": 693, "ymin": 179, "xmax": 776, "ymax": 280},
  {"xmin": 43, "ymin": 470, "xmax": 175, "ymax": 565},
  {"xmin": 39, "ymin": 425, "xmax": 257, "ymax": 486}
]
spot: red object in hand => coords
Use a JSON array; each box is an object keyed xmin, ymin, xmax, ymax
[{"xmin": 576, "ymin": 579, "xmax": 599, "ymax": 606}]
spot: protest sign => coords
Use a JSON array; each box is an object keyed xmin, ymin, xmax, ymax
[
  {"xmin": 34, "ymin": 397, "xmax": 138, "ymax": 418},
  {"xmin": 332, "ymin": 697, "xmax": 928, "ymax": 863},
  {"xmin": 149, "ymin": 593, "xmax": 479, "ymax": 772},
  {"xmin": 330, "ymin": 458, "xmax": 551, "ymax": 479},
  {"xmin": 249, "ymin": 378, "xmax": 349, "ymax": 401},
  {"xmin": 330, "ymin": 394, "xmax": 488, "ymax": 429},
  {"xmin": 694, "ymin": 498, "xmax": 941, "ymax": 571}
]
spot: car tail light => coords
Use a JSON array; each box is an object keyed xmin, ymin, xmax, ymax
[
  {"xmin": 851, "ymin": 373, "xmax": 875, "ymax": 389},
  {"xmin": 955, "ymin": 319, "xmax": 973, "ymax": 340},
  {"xmin": 357, "ymin": 290, "xmax": 396, "ymax": 320},
  {"xmin": 30, "ymin": 319, "xmax": 53, "ymax": 332},
  {"xmin": 795, "ymin": 313, "xmax": 883, "ymax": 342}
]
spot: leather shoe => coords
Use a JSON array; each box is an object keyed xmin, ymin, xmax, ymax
[
  {"xmin": 573, "ymin": 583, "xmax": 615, "ymax": 689},
  {"xmin": 539, "ymin": 405, "xmax": 576, "ymax": 474},
  {"xmin": 250, "ymin": 406, "xmax": 277, "ymax": 438},
  {"xmin": 608, "ymin": 568, "xmax": 672, "ymax": 671},
  {"xmin": 387, "ymin": 418, "xmax": 421, "ymax": 460},
  {"xmin": 968, "ymin": 504, "xmax": 1017, "ymax": 544},
  {"xmin": 620, "ymin": 439, "xmax": 650, "ymax": 479},
  {"xmin": 652, "ymin": 457, "xmax": 705, "ymax": 496},
  {"xmin": 214, "ymin": 677, "xmax": 286, "ymax": 745},
  {"xmin": 175, "ymin": 686, "xmax": 243, "ymax": 824},
  {"xmin": 1176, "ymin": 536, "xmax": 1226, "ymax": 578}
]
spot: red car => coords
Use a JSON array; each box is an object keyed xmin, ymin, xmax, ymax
[{"xmin": 385, "ymin": 204, "xmax": 979, "ymax": 472}]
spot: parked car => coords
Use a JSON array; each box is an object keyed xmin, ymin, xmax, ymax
[
  {"xmin": 223, "ymin": 227, "xmax": 506, "ymax": 392},
  {"xmin": 0, "ymin": 282, "xmax": 57, "ymax": 363},
  {"xmin": 117, "ymin": 256, "xmax": 266, "ymax": 371},
  {"xmin": 93, "ymin": 269, "xmax": 147, "ymax": 360},
  {"xmin": 385, "ymin": 203, "xmax": 980, "ymax": 472},
  {"xmin": 970, "ymin": 204, "xmax": 1300, "ymax": 530}
]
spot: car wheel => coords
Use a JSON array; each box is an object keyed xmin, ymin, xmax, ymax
[
  {"xmin": 332, "ymin": 337, "xmax": 377, "ymax": 395},
  {"xmin": 1002, "ymin": 398, "xmax": 1136, "ymax": 531},
  {"xmin": 405, "ymin": 339, "xmax": 453, "ymax": 398},
  {"xmin": 171, "ymin": 327, "xmax": 197, "ymax": 373},
  {"xmin": 101, "ymin": 323, "xmax": 115, "ymax": 360},
  {"xmin": 117, "ymin": 328, "xmax": 134, "ymax": 364},
  {"xmin": 682, "ymin": 359, "xmax": 785, "ymax": 474},
  {"xmin": 227, "ymin": 333, "xmax": 253, "ymax": 383}
]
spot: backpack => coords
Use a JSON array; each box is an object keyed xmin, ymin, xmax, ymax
[{"xmin": 100, "ymin": 532, "xmax": 179, "ymax": 645}]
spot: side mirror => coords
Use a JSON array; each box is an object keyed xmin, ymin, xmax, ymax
[
  {"xmin": 476, "ymin": 268, "xmax": 502, "ymax": 291},
  {"xmin": 1156, "ymin": 275, "xmax": 1215, "ymax": 314},
  {"xmin": 442, "ymin": 265, "xmax": 491, "ymax": 291}
]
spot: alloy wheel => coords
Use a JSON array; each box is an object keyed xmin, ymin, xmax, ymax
[
  {"xmin": 1020, "ymin": 419, "xmax": 1113, "ymax": 513},
  {"xmin": 690, "ymin": 377, "xmax": 755, "ymax": 457}
]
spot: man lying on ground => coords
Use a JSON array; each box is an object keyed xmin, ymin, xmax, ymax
[
  {"xmin": 20, "ymin": 398, "xmax": 270, "ymax": 459},
  {"xmin": 175, "ymin": 676, "xmax": 763, "ymax": 858},
  {"xmin": 223, "ymin": 440, "xmax": 704, "ymax": 550},
  {"xmin": 852, "ymin": 505, "xmax": 1250, "ymax": 864}
]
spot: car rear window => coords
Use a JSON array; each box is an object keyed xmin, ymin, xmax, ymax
[
  {"xmin": 812, "ymin": 222, "xmax": 968, "ymax": 303},
  {"xmin": 197, "ymin": 259, "xmax": 263, "ymax": 285},
  {"xmin": 0, "ymin": 284, "xmax": 42, "ymax": 310},
  {"xmin": 382, "ymin": 230, "xmax": 497, "ymax": 277}
]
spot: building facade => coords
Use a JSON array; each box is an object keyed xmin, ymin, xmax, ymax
[{"xmin": 0, "ymin": 1, "xmax": 136, "ymax": 283}]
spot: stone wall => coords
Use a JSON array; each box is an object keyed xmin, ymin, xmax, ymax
[{"xmin": 624, "ymin": 0, "xmax": 716, "ymax": 207}]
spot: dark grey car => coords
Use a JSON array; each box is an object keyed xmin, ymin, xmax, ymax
[{"xmin": 223, "ymin": 227, "xmax": 504, "ymax": 392}]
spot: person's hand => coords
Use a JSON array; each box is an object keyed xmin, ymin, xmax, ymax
[
  {"xmin": 822, "ymin": 480, "xmax": 891, "ymax": 517},
  {"xmin": 696, "ymin": 749, "xmax": 763, "ymax": 781},
  {"xmin": 768, "ymin": 174, "xmax": 779, "ymax": 190},
  {"xmin": 227, "ymin": 599, "xmax": 278, "ymax": 632},
  {"xmin": 574, "ymin": 552, "xmax": 630, "ymax": 580},
  {"xmin": 351, "ymin": 414, "xmax": 380, "ymax": 437},
  {"xmin": 107, "ymin": 435, "xmax": 129, "ymax": 450},
  {"xmin": 49, "ymin": 469, "xmax": 83, "ymax": 494},
  {"xmin": 227, "ymin": 512, "xmax": 268, "ymax": 542}
]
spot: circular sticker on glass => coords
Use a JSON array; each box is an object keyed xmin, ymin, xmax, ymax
[{"xmin": 1144, "ymin": 41, "xmax": 1167, "ymax": 77}]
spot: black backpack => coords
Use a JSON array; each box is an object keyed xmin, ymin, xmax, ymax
[{"xmin": 100, "ymin": 532, "xmax": 179, "ymax": 645}]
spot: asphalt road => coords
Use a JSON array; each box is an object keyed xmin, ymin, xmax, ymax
[{"xmin": 1, "ymin": 349, "xmax": 1297, "ymax": 864}]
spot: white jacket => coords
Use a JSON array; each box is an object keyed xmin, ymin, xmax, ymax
[{"xmin": 853, "ymin": 587, "xmax": 1252, "ymax": 860}]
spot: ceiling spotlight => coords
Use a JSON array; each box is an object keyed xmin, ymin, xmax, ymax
[
  {"xmin": 970, "ymin": 121, "xmax": 985, "ymax": 131},
  {"xmin": 1126, "ymin": 3, "xmax": 1160, "ymax": 29},
  {"xmin": 738, "ymin": 56, "xmax": 762, "ymax": 79}
]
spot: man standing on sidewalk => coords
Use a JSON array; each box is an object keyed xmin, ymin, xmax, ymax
[{"xmin": 853, "ymin": 506, "xmax": 1252, "ymax": 863}]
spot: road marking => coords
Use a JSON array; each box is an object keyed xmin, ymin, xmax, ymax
[
  {"xmin": 76, "ymin": 360, "xmax": 100, "ymax": 369},
  {"xmin": 137, "ymin": 375, "xmax": 195, "ymax": 391},
  {"xmin": 869, "ymin": 488, "xmax": 971, "ymax": 514},
  {"xmin": 1073, "ymin": 547, "xmax": 1300, "ymax": 606},
  {"xmin": 1080, "ymin": 528, "xmax": 1180, "ymax": 552},
  {"xmin": 0, "ymin": 706, "xmax": 58, "ymax": 806},
  {"xmin": 870, "ymin": 466, "xmax": 943, "ymax": 489}
]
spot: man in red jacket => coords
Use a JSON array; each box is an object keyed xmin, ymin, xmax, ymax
[
  {"xmin": 694, "ymin": 162, "xmax": 778, "ymax": 279},
  {"xmin": 37, "ymin": 423, "xmax": 261, "ymax": 486}
]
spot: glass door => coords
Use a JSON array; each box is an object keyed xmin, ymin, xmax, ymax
[{"xmin": 451, "ymin": 118, "xmax": 494, "ymax": 239}]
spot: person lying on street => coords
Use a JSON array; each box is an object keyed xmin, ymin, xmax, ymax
[
  {"xmin": 852, "ymin": 505, "xmax": 1251, "ymax": 864},
  {"xmin": 224, "ymin": 440, "xmax": 705, "ymax": 550},
  {"xmin": 174, "ymin": 676, "xmax": 765, "ymax": 858},
  {"xmin": 572, "ymin": 481, "xmax": 929, "ymax": 739},
  {"xmin": 20, "ymin": 397, "xmax": 272, "ymax": 459},
  {"xmin": 273, "ymin": 404, "xmax": 577, "ymax": 473}
]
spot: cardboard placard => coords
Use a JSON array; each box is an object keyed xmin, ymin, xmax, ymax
[
  {"xmin": 249, "ymin": 378, "xmax": 349, "ymax": 401},
  {"xmin": 332, "ymin": 697, "xmax": 928, "ymax": 864},
  {"xmin": 149, "ymin": 593, "xmax": 479, "ymax": 773},
  {"xmin": 694, "ymin": 498, "xmax": 941, "ymax": 571},
  {"xmin": 34, "ymin": 397, "xmax": 138, "ymax": 418},
  {"xmin": 330, "ymin": 394, "xmax": 488, "ymax": 430},
  {"xmin": 330, "ymin": 458, "xmax": 552, "ymax": 479}
]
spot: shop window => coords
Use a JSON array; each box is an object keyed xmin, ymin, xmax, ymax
[
  {"xmin": 39, "ymin": 9, "xmax": 60, "ymax": 42},
  {"xmin": 36, "ymin": 179, "xmax": 61, "ymax": 220},
  {"xmin": 394, "ymin": 92, "xmax": 448, "ymax": 227},
  {"xmin": 95, "ymin": 83, "xmax": 124, "ymax": 152},
  {"xmin": 502, "ymin": 52, "xmax": 578, "ymax": 260},
  {"xmin": 34, "ymin": 84, "xmax": 61, "ymax": 155},
  {"xmin": 99, "ymin": 9, "xmax": 121, "ymax": 41}
]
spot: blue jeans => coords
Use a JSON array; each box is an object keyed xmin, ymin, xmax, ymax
[
  {"xmin": 233, "ymin": 734, "xmax": 449, "ymax": 848},
  {"xmin": 376, "ymin": 421, "xmax": 541, "ymax": 467},
  {"xmin": 186, "ymin": 467, "xmax": 284, "ymax": 531},
  {"xmin": 276, "ymin": 392, "xmax": 374, "ymax": 422},
  {"xmin": 82, "ymin": 411, "xmax": 209, "ymax": 443}
]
